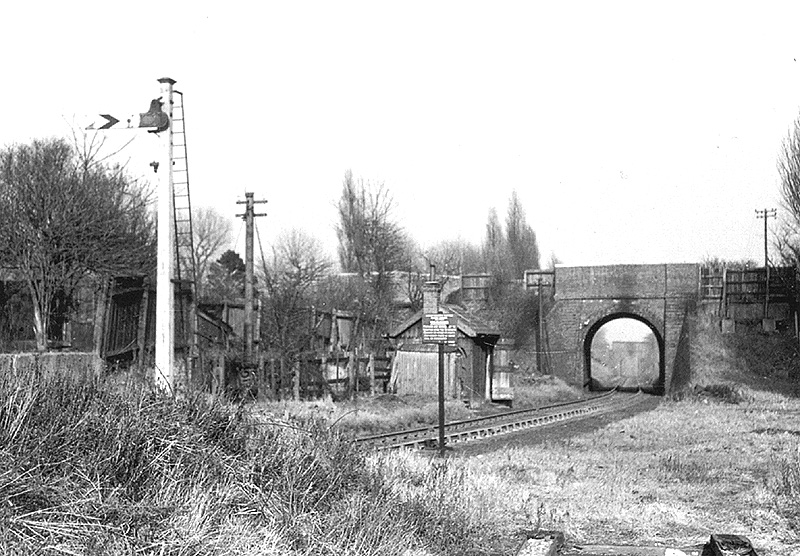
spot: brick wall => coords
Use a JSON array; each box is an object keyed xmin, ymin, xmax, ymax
[
  {"xmin": 555, "ymin": 263, "xmax": 698, "ymax": 300},
  {"xmin": 0, "ymin": 352, "xmax": 103, "ymax": 377},
  {"xmin": 545, "ymin": 264, "xmax": 698, "ymax": 393}
]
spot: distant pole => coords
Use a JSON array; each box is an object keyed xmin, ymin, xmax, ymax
[
  {"xmin": 243, "ymin": 193, "xmax": 254, "ymax": 366},
  {"xmin": 155, "ymin": 77, "xmax": 176, "ymax": 393},
  {"xmin": 536, "ymin": 274, "xmax": 543, "ymax": 374},
  {"xmin": 236, "ymin": 193, "xmax": 267, "ymax": 367},
  {"xmin": 756, "ymin": 208, "xmax": 777, "ymax": 318}
]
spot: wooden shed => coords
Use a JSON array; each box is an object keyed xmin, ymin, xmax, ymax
[{"xmin": 387, "ymin": 304, "xmax": 501, "ymax": 408}]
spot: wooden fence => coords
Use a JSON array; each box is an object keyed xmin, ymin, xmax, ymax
[
  {"xmin": 247, "ymin": 352, "xmax": 393, "ymax": 401},
  {"xmin": 700, "ymin": 266, "xmax": 798, "ymax": 326},
  {"xmin": 700, "ymin": 266, "xmax": 797, "ymax": 303}
]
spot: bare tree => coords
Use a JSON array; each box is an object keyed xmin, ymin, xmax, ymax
[
  {"xmin": 780, "ymin": 117, "xmax": 800, "ymax": 225},
  {"xmin": 546, "ymin": 252, "xmax": 562, "ymax": 271},
  {"xmin": 260, "ymin": 229, "xmax": 331, "ymax": 361},
  {"xmin": 775, "ymin": 217, "xmax": 800, "ymax": 267},
  {"xmin": 422, "ymin": 239, "xmax": 465, "ymax": 277},
  {"xmin": 336, "ymin": 170, "xmax": 408, "ymax": 276},
  {"xmin": 192, "ymin": 206, "xmax": 232, "ymax": 298},
  {"xmin": 483, "ymin": 207, "xmax": 504, "ymax": 275},
  {"xmin": 0, "ymin": 137, "xmax": 155, "ymax": 350},
  {"xmin": 335, "ymin": 170, "xmax": 410, "ymax": 338},
  {"xmin": 480, "ymin": 193, "xmax": 541, "ymax": 282},
  {"xmin": 778, "ymin": 117, "xmax": 800, "ymax": 267},
  {"xmin": 505, "ymin": 190, "xmax": 540, "ymax": 279}
]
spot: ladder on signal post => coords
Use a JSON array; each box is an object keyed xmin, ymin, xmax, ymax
[{"xmin": 170, "ymin": 90, "xmax": 199, "ymax": 367}]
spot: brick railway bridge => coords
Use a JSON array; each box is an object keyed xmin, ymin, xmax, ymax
[{"xmin": 542, "ymin": 263, "xmax": 698, "ymax": 394}]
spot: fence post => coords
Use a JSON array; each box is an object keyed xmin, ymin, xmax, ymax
[
  {"xmin": 279, "ymin": 357, "xmax": 286, "ymax": 399},
  {"xmin": 722, "ymin": 266, "xmax": 728, "ymax": 318},
  {"xmin": 368, "ymin": 352, "xmax": 376, "ymax": 396},
  {"xmin": 257, "ymin": 352, "xmax": 266, "ymax": 401},
  {"xmin": 347, "ymin": 349, "xmax": 357, "ymax": 399},
  {"xmin": 293, "ymin": 360, "xmax": 300, "ymax": 401},
  {"xmin": 268, "ymin": 357, "xmax": 275, "ymax": 397},
  {"xmin": 215, "ymin": 352, "xmax": 225, "ymax": 400},
  {"xmin": 334, "ymin": 351, "xmax": 340, "ymax": 398}
]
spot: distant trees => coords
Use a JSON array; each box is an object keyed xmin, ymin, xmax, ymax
[
  {"xmin": 260, "ymin": 229, "xmax": 331, "ymax": 361},
  {"xmin": 505, "ymin": 191, "xmax": 540, "ymax": 279},
  {"xmin": 192, "ymin": 207, "xmax": 232, "ymax": 298},
  {"xmin": 336, "ymin": 170, "xmax": 409, "ymax": 277},
  {"xmin": 483, "ymin": 207, "xmax": 504, "ymax": 277},
  {"xmin": 335, "ymin": 170, "xmax": 411, "ymax": 336},
  {"xmin": 0, "ymin": 137, "xmax": 155, "ymax": 350},
  {"xmin": 420, "ymin": 238, "xmax": 483, "ymax": 277},
  {"xmin": 204, "ymin": 249, "xmax": 245, "ymax": 301},
  {"xmin": 481, "ymin": 190, "xmax": 541, "ymax": 281}
]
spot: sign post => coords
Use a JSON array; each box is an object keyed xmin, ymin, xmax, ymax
[
  {"xmin": 438, "ymin": 342, "xmax": 445, "ymax": 456},
  {"xmin": 423, "ymin": 311, "xmax": 456, "ymax": 456}
]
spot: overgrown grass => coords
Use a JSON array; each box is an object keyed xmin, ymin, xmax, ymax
[
  {"xmin": 253, "ymin": 375, "xmax": 583, "ymax": 439},
  {"xmin": 0, "ymin": 367, "xmax": 499, "ymax": 555},
  {"xmin": 254, "ymin": 394, "xmax": 475, "ymax": 437},
  {"xmin": 512, "ymin": 374, "xmax": 584, "ymax": 408},
  {"xmin": 374, "ymin": 393, "xmax": 800, "ymax": 555},
  {"xmin": 369, "ymin": 319, "xmax": 800, "ymax": 555},
  {"xmin": 8, "ymin": 318, "xmax": 800, "ymax": 555}
]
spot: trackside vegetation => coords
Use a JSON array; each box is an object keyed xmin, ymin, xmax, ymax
[
  {"xmin": 4, "ymin": 316, "xmax": 800, "ymax": 555},
  {"xmin": 0, "ymin": 368, "xmax": 506, "ymax": 555},
  {"xmin": 378, "ymin": 318, "xmax": 800, "ymax": 555}
]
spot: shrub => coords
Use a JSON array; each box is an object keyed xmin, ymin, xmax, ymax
[{"xmin": 669, "ymin": 383, "xmax": 751, "ymax": 404}]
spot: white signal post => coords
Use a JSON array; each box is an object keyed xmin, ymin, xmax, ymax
[
  {"xmin": 84, "ymin": 79, "xmax": 177, "ymax": 391},
  {"xmin": 155, "ymin": 77, "xmax": 177, "ymax": 393}
]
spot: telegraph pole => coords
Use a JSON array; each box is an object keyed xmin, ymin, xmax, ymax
[
  {"xmin": 155, "ymin": 77, "xmax": 177, "ymax": 393},
  {"xmin": 236, "ymin": 193, "xmax": 267, "ymax": 366},
  {"xmin": 756, "ymin": 208, "xmax": 777, "ymax": 319}
]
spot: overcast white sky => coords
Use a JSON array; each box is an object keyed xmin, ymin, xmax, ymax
[{"xmin": 4, "ymin": 1, "xmax": 800, "ymax": 268}]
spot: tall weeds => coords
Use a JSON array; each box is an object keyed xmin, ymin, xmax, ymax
[{"xmin": 0, "ymin": 366, "xmax": 490, "ymax": 555}]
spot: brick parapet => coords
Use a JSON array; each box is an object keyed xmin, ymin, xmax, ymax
[{"xmin": 554, "ymin": 263, "xmax": 699, "ymax": 301}]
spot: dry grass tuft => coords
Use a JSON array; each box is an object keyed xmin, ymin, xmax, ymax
[
  {"xmin": 0, "ymin": 367, "xmax": 482, "ymax": 555},
  {"xmin": 254, "ymin": 394, "xmax": 474, "ymax": 437}
]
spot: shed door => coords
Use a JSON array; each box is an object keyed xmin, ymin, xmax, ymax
[{"xmin": 471, "ymin": 343, "xmax": 486, "ymax": 405}]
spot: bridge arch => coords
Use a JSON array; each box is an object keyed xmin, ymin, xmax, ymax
[
  {"xmin": 542, "ymin": 263, "xmax": 697, "ymax": 395},
  {"xmin": 581, "ymin": 312, "xmax": 665, "ymax": 394}
]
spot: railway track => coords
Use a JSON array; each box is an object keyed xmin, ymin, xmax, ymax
[{"xmin": 356, "ymin": 390, "xmax": 644, "ymax": 450}]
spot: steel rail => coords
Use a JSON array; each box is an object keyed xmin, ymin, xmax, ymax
[{"xmin": 356, "ymin": 390, "xmax": 642, "ymax": 450}]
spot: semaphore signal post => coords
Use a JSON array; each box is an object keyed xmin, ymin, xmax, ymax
[
  {"xmin": 154, "ymin": 77, "xmax": 178, "ymax": 393},
  {"xmin": 86, "ymin": 77, "xmax": 181, "ymax": 394}
]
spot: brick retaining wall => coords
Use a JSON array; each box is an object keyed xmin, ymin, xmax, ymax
[{"xmin": 0, "ymin": 352, "xmax": 103, "ymax": 377}]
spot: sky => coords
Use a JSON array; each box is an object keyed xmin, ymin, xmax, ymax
[{"xmin": 4, "ymin": 1, "xmax": 800, "ymax": 268}]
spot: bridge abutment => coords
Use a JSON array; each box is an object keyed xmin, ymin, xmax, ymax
[{"xmin": 544, "ymin": 264, "xmax": 698, "ymax": 394}]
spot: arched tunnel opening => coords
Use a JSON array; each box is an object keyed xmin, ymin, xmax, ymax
[{"xmin": 583, "ymin": 314, "xmax": 665, "ymax": 395}]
